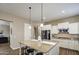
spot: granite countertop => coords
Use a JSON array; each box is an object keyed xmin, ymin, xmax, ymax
[
  {"xmin": 54, "ymin": 33, "xmax": 79, "ymax": 39},
  {"xmin": 19, "ymin": 39, "xmax": 58, "ymax": 53}
]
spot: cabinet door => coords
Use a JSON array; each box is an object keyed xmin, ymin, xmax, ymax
[
  {"xmin": 24, "ymin": 23, "xmax": 31, "ymax": 40},
  {"xmin": 59, "ymin": 47, "xmax": 79, "ymax": 55},
  {"xmin": 42, "ymin": 25, "xmax": 52, "ymax": 30},
  {"xmin": 69, "ymin": 23, "xmax": 79, "ymax": 34},
  {"xmin": 52, "ymin": 25, "xmax": 59, "ymax": 34},
  {"xmin": 58, "ymin": 22, "xmax": 69, "ymax": 29}
]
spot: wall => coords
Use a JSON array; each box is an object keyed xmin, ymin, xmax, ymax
[
  {"xmin": 46, "ymin": 15, "xmax": 79, "ymax": 25},
  {"xmin": 0, "ymin": 11, "xmax": 28, "ymax": 49}
]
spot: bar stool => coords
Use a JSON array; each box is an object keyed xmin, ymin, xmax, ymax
[
  {"xmin": 36, "ymin": 52, "xmax": 43, "ymax": 55},
  {"xmin": 21, "ymin": 46, "xmax": 28, "ymax": 55},
  {"xmin": 25, "ymin": 48, "xmax": 35, "ymax": 55}
]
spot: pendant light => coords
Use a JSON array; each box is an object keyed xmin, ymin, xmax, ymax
[
  {"xmin": 40, "ymin": 3, "xmax": 44, "ymax": 28},
  {"xmin": 29, "ymin": 7, "xmax": 32, "ymax": 29}
]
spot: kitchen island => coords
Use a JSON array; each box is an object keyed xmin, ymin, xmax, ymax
[{"xmin": 19, "ymin": 39, "xmax": 59, "ymax": 55}]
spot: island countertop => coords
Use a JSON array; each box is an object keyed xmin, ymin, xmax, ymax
[{"xmin": 19, "ymin": 39, "xmax": 58, "ymax": 53}]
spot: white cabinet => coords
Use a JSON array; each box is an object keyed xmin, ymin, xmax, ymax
[
  {"xmin": 24, "ymin": 23, "xmax": 31, "ymax": 40},
  {"xmin": 51, "ymin": 25, "xmax": 59, "ymax": 34},
  {"xmin": 42, "ymin": 25, "xmax": 52, "ymax": 30},
  {"xmin": 68, "ymin": 22, "xmax": 79, "ymax": 34},
  {"xmin": 52, "ymin": 39, "xmax": 79, "ymax": 51},
  {"xmin": 58, "ymin": 22, "xmax": 69, "ymax": 29},
  {"xmin": 57, "ymin": 22, "xmax": 79, "ymax": 34}
]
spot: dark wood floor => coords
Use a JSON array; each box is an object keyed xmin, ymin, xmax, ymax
[{"xmin": 0, "ymin": 43, "xmax": 19, "ymax": 55}]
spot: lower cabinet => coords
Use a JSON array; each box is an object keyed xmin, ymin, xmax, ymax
[
  {"xmin": 52, "ymin": 39, "xmax": 79, "ymax": 55},
  {"xmin": 59, "ymin": 47, "xmax": 79, "ymax": 55}
]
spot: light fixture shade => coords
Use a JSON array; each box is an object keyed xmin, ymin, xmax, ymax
[
  {"xmin": 40, "ymin": 23, "xmax": 44, "ymax": 27},
  {"xmin": 29, "ymin": 25, "xmax": 31, "ymax": 29}
]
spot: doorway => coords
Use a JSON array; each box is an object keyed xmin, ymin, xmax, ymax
[
  {"xmin": 0, "ymin": 20, "xmax": 10, "ymax": 43},
  {"xmin": 0, "ymin": 19, "xmax": 13, "ymax": 54}
]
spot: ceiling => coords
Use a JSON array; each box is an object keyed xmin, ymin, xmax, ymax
[
  {"xmin": 0, "ymin": 20, "xmax": 9, "ymax": 25},
  {"xmin": 0, "ymin": 3, "xmax": 79, "ymax": 22}
]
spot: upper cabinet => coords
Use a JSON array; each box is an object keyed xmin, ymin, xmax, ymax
[
  {"xmin": 51, "ymin": 22, "xmax": 69, "ymax": 34},
  {"xmin": 68, "ymin": 22, "xmax": 79, "ymax": 34},
  {"xmin": 51, "ymin": 25, "xmax": 59, "ymax": 34},
  {"xmin": 58, "ymin": 22, "xmax": 69, "ymax": 29},
  {"xmin": 42, "ymin": 25, "xmax": 52, "ymax": 30},
  {"xmin": 40, "ymin": 22, "xmax": 79, "ymax": 35},
  {"xmin": 52, "ymin": 22, "xmax": 79, "ymax": 34}
]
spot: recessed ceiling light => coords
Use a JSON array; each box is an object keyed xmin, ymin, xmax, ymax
[{"xmin": 62, "ymin": 10, "xmax": 65, "ymax": 13}]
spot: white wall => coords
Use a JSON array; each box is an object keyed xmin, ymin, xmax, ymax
[{"xmin": 0, "ymin": 11, "xmax": 27, "ymax": 49}]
